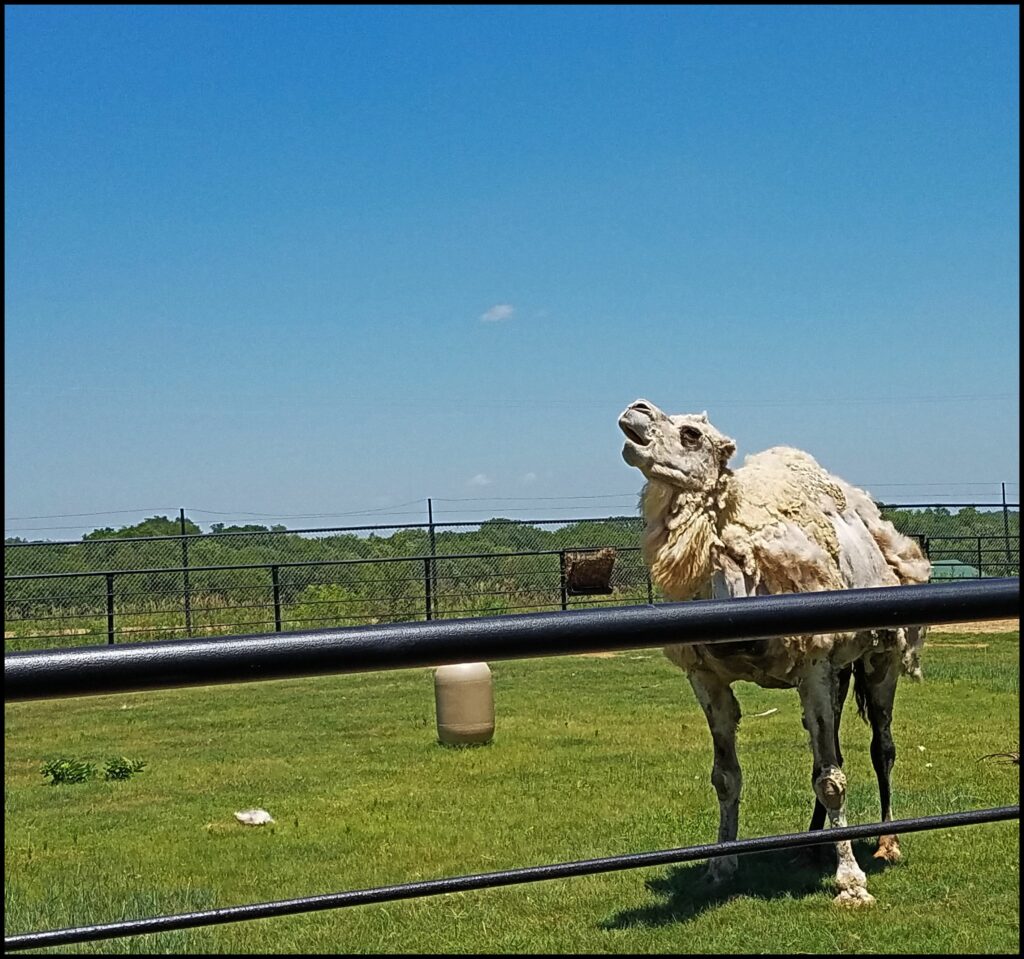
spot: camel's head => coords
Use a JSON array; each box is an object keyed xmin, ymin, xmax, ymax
[{"xmin": 618, "ymin": 399, "xmax": 736, "ymax": 492}]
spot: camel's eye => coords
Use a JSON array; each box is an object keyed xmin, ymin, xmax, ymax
[{"xmin": 680, "ymin": 426, "xmax": 702, "ymax": 445}]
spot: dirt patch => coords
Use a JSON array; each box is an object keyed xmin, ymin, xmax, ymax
[{"xmin": 929, "ymin": 618, "xmax": 1018, "ymax": 635}]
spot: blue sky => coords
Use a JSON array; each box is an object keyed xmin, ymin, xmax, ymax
[{"xmin": 4, "ymin": 5, "xmax": 1019, "ymax": 538}]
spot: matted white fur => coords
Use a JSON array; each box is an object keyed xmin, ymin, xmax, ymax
[{"xmin": 618, "ymin": 399, "xmax": 930, "ymax": 906}]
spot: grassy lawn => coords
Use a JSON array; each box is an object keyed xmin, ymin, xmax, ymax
[{"xmin": 4, "ymin": 628, "xmax": 1019, "ymax": 954}]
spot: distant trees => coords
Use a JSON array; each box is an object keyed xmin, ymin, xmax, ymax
[
  {"xmin": 882, "ymin": 506, "xmax": 1018, "ymax": 541},
  {"xmin": 83, "ymin": 515, "xmax": 202, "ymax": 539}
]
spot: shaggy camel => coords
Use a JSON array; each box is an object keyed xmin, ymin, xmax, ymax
[{"xmin": 618, "ymin": 399, "xmax": 930, "ymax": 906}]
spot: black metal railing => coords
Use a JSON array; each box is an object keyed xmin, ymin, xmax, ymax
[
  {"xmin": 5, "ymin": 807, "xmax": 1017, "ymax": 952},
  {"xmin": 4, "ymin": 578, "xmax": 1019, "ymax": 950}
]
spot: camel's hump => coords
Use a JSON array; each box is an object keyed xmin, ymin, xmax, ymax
[
  {"xmin": 740, "ymin": 446, "xmax": 826, "ymax": 472},
  {"xmin": 731, "ymin": 446, "xmax": 849, "ymax": 532}
]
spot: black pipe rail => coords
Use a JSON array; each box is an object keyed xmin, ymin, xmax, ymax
[
  {"xmin": 5, "ymin": 579, "xmax": 1018, "ymax": 702},
  {"xmin": 3, "ymin": 544, "xmax": 643, "ymax": 580},
  {"xmin": 4, "ymin": 806, "xmax": 1017, "ymax": 952},
  {"xmin": 4, "ymin": 578, "xmax": 1019, "ymax": 950}
]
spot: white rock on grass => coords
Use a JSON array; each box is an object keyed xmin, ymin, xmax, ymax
[{"xmin": 234, "ymin": 808, "xmax": 274, "ymax": 826}]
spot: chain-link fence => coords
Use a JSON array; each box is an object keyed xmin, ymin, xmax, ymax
[{"xmin": 5, "ymin": 506, "xmax": 1018, "ymax": 650}]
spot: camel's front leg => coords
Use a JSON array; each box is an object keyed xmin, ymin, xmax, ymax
[
  {"xmin": 799, "ymin": 659, "xmax": 874, "ymax": 907},
  {"xmin": 809, "ymin": 663, "xmax": 851, "ymax": 833},
  {"xmin": 688, "ymin": 670, "xmax": 742, "ymax": 885}
]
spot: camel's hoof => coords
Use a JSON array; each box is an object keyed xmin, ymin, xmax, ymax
[
  {"xmin": 833, "ymin": 887, "xmax": 876, "ymax": 907},
  {"xmin": 873, "ymin": 835, "xmax": 902, "ymax": 863}
]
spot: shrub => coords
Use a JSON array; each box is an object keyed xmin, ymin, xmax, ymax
[
  {"xmin": 39, "ymin": 756, "xmax": 147, "ymax": 784},
  {"xmin": 103, "ymin": 757, "xmax": 147, "ymax": 781},
  {"xmin": 40, "ymin": 758, "xmax": 96, "ymax": 785}
]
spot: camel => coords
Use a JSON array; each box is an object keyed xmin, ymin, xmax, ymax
[{"xmin": 618, "ymin": 399, "xmax": 931, "ymax": 906}]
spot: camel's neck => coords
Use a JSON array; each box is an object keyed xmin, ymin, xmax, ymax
[{"xmin": 640, "ymin": 477, "xmax": 733, "ymax": 600}]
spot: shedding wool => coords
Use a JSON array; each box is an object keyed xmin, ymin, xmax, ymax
[
  {"xmin": 618, "ymin": 398, "xmax": 932, "ymax": 906},
  {"xmin": 640, "ymin": 444, "xmax": 929, "ymax": 684}
]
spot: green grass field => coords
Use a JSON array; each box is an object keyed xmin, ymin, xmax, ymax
[{"xmin": 4, "ymin": 629, "xmax": 1019, "ymax": 954}]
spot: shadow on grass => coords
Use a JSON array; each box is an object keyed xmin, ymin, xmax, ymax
[{"xmin": 603, "ymin": 840, "xmax": 892, "ymax": 929}]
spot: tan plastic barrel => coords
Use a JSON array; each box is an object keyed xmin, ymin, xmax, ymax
[{"xmin": 434, "ymin": 662, "xmax": 494, "ymax": 745}]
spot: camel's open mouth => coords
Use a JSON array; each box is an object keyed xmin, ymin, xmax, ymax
[
  {"xmin": 618, "ymin": 405, "xmax": 653, "ymax": 447},
  {"xmin": 621, "ymin": 423, "xmax": 648, "ymax": 446}
]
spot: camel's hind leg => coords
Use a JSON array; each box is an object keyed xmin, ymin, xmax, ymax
[
  {"xmin": 799, "ymin": 658, "xmax": 874, "ymax": 906},
  {"xmin": 688, "ymin": 670, "xmax": 742, "ymax": 885},
  {"xmin": 856, "ymin": 647, "xmax": 902, "ymax": 862}
]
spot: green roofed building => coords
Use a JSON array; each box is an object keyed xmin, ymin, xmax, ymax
[{"xmin": 930, "ymin": 559, "xmax": 982, "ymax": 581}]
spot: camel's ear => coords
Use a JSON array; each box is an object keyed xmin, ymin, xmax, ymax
[{"xmin": 698, "ymin": 411, "xmax": 709, "ymax": 422}]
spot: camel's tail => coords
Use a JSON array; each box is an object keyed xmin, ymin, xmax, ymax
[
  {"xmin": 853, "ymin": 660, "xmax": 869, "ymax": 724},
  {"xmin": 852, "ymin": 625, "xmax": 928, "ymax": 723}
]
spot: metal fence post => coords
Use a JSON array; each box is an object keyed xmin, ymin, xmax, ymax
[
  {"xmin": 1002, "ymin": 482, "xmax": 1012, "ymax": 571},
  {"xmin": 427, "ymin": 499, "xmax": 437, "ymax": 618},
  {"xmin": 105, "ymin": 573, "xmax": 115, "ymax": 645},
  {"xmin": 977, "ymin": 537, "xmax": 983, "ymax": 577},
  {"xmin": 271, "ymin": 565, "xmax": 282, "ymax": 633},
  {"xmin": 646, "ymin": 568, "xmax": 654, "ymax": 605},
  {"xmin": 424, "ymin": 558, "xmax": 433, "ymax": 621},
  {"xmin": 180, "ymin": 508, "xmax": 193, "ymax": 637},
  {"xmin": 559, "ymin": 550, "xmax": 568, "ymax": 610}
]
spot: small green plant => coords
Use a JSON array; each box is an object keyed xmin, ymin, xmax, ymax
[
  {"xmin": 103, "ymin": 756, "xmax": 147, "ymax": 781},
  {"xmin": 39, "ymin": 758, "xmax": 96, "ymax": 786},
  {"xmin": 39, "ymin": 756, "xmax": 146, "ymax": 784}
]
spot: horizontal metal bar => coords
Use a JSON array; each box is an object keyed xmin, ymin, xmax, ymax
[
  {"xmin": 279, "ymin": 613, "xmax": 418, "ymax": 629},
  {"xmin": 1, "ymin": 612, "xmax": 107, "ymax": 626},
  {"xmin": 4, "ymin": 579, "xmax": 1017, "ymax": 703},
  {"xmin": 4, "ymin": 545, "xmax": 644, "ymax": 582},
  {"xmin": 110, "ymin": 620, "xmax": 278, "ymax": 638},
  {"xmin": 3, "ymin": 517, "xmax": 649, "ymax": 548},
  {"xmin": 876, "ymin": 503, "xmax": 1019, "ymax": 509},
  {"xmin": 5, "ymin": 504, "xmax": 1019, "ymax": 549},
  {"xmin": 4, "ymin": 805, "xmax": 1016, "ymax": 952},
  {"xmin": 926, "ymin": 537, "xmax": 1020, "ymax": 543},
  {"xmin": 0, "ymin": 601, "xmax": 633, "ymax": 630},
  {"xmin": 3, "ymin": 635, "xmax": 104, "ymax": 646}
]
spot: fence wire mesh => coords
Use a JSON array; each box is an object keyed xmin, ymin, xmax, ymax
[{"xmin": 5, "ymin": 506, "xmax": 1019, "ymax": 650}]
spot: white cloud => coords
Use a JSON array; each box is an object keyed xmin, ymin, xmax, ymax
[
  {"xmin": 521, "ymin": 472, "xmax": 537, "ymax": 485},
  {"xmin": 480, "ymin": 303, "xmax": 514, "ymax": 323},
  {"xmin": 468, "ymin": 473, "xmax": 493, "ymax": 487}
]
